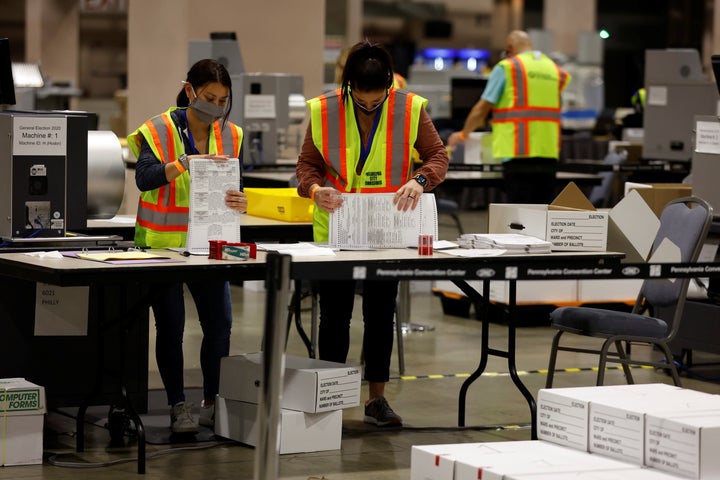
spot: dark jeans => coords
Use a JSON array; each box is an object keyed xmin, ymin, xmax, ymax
[
  {"xmin": 502, "ymin": 157, "xmax": 558, "ymax": 204},
  {"xmin": 150, "ymin": 281, "xmax": 232, "ymax": 406},
  {"xmin": 317, "ymin": 279, "xmax": 398, "ymax": 383}
]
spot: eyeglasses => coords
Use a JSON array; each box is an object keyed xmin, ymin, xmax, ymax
[{"xmin": 351, "ymin": 91, "xmax": 388, "ymax": 113}]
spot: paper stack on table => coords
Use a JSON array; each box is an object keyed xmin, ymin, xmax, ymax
[{"xmin": 458, "ymin": 233, "xmax": 553, "ymax": 254}]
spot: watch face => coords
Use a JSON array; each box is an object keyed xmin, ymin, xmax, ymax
[{"xmin": 414, "ymin": 174, "xmax": 427, "ymax": 186}]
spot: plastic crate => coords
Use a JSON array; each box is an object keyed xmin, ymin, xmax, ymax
[{"xmin": 245, "ymin": 188, "xmax": 314, "ymax": 222}]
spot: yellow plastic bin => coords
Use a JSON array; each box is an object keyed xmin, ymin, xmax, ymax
[{"xmin": 245, "ymin": 188, "xmax": 314, "ymax": 222}]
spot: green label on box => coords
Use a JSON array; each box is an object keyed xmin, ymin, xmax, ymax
[{"xmin": 0, "ymin": 389, "xmax": 42, "ymax": 412}]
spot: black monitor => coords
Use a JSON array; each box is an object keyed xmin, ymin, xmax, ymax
[
  {"xmin": 0, "ymin": 38, "xmax": 16, "ymax": 106},
  {"xmin": 450, "ymin": 77, "xmax": 487, "ymax": 125}
]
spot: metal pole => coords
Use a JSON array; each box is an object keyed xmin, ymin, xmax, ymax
[{"xmin": 254, "ymin": 253, "xmax": 292, "ymax": 480}]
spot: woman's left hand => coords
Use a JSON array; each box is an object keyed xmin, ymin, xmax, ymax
[
  {"xmin": 225, "ymin": 190, "xmax": 248, "ymax": 213},
  {"xmin": 393, "ymin": 180, "xmax": 423, "ymax": 212}
]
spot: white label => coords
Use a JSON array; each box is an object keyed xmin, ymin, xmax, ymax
[
  {"xmin": 314, "ymin": 368, "xmax": 361, "ymax": 412},
  {"xmin": 537, "ymin": 394, "xmax": 589, "ymax": 450},
  {"xmin": 647, "ymin": 86, "xmax": 668, "ymax": 106},
  {"xmin": 244, "ymin": 94, "xmax": 276, "ymax": 119},
  {"xmin": 13, "ymin": 116, "xmax": 67, "ymax": 156},
  {"xmin": 34, "ymin": 282, "xmax": 89, "ymax": 336},
  {"xmin": 695, "ymin": 120, "xmax": 720, "ymax": 154}
]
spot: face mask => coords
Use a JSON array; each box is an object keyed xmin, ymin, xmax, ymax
[
  {"xmin": 188, "ymin": 85, "xmax": 226, "ymax": 124},
  {"xmin": 351, "ymin": 92, "xmax": 387, "ymax": 115}
]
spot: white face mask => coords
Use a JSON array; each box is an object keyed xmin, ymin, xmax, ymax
[{"xmin": 188, "ymin": 85, "xmax": 226, "ymax": 124}]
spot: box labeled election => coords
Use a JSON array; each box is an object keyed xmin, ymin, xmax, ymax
[
  {"xmin": 214, "ymin": 396, "xmax": 341, "ymax": 454},
  {"xmin": 537, "ymin": 384, "xmax": 680, "ymax": 452},
  {"xmin": 588, "ymin": 386, "xmax": 720, "ymax": 465},
  {"xmin": 645, "ymin": 411, "xmax": 720, "ymax": 478},
  {"xmin": 218, "ymin": 353, "xmax": 361, "ymax": 413},
  {"xmin": 489, "ymin": 183, "xmax": 608, "ymax": 251},
  {"xmin": 454, "ymin": 441, "xmax": 635, "ymax": 480},
  {"xmin": 245, "ymin": 187, "xmax": 314, "ymax": 222},
  {"xmin": 0, "ymin": 378, "xmax": 46, "ymax": 466}
]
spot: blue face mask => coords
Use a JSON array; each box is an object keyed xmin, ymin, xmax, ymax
[{"xmin": 189, "ymin": 85, "xmax": 226, "ymax": 124}]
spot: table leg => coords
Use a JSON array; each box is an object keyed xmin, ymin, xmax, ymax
[
  {"xmin": 454, "ymin": 279, "xmax": 537, "ymax": 438},
  {"xmin": 254, "ymin": 253, "xmax": 292, "ymax": 480}
]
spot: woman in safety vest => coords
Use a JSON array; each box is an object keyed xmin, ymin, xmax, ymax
[
  {"xmin": 128, "ymin": 58, "xmax": 246, "ymax": 434},
  {"xmin": 296, "ymin": 41, "xmax": 449, "ymax": 427}
]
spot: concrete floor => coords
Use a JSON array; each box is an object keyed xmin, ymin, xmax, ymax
[{"xmin": 3, "ymin": 209, "xmax": 720, "ymax": 479}]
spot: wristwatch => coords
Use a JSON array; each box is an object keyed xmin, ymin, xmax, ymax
[
  {"xmin": 178, "ymin": 154, "xmax": 190, "ymax": 171},
  {"xmin": 413, "ymin": 173, "xmax": 427, "ymax": 188}
]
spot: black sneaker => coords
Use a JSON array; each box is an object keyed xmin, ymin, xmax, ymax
[{"xmin": 363, "ymin": 396, "xmax": 402, "ymax": 427}]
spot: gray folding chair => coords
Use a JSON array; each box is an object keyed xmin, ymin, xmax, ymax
[{"xmin": 545, "ymin": 196, "xmax": 713, "ymax": 387}]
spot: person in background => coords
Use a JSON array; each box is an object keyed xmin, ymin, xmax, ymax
[
  {"xmin": 127, "ymin": 58, "xmax": 246, "ymax": 434},
  {"xmin": 296, "ymin": 41, "xmax": 449, "ymax": 427},
  {"xmin": 447, "ymin": 30, "xmax": 571, "ymax": 204}
]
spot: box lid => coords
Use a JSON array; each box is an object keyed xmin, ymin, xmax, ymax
[
  {"xmin": 0, "ymin": 378, "xmax": 46, "ymax": 415},
  {"xmin": 549, "ymin": 182, "xmax": 597, "ymax": 212}
]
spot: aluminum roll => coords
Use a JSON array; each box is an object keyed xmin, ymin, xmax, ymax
[{"xmin": 87, "ymin": 130, "xmax": 125, "ymax": 219}]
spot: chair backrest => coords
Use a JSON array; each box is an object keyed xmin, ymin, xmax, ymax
[
  {"xmin": 638, "ymin": 196, "xmax": 713, "ymax": 337},
  {"xmin": 588, "ymin": 150, "xmax": 627, "ymax": 208}
]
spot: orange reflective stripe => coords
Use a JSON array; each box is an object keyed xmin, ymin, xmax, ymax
[
  {"xmin": 145, "ymin": 120, "xmax": 166, "ymax": 163},
  {"xmin": 385, "ymin": 89, "xmax": 395, "ymax": 184},
  {"xmin": 402, "ymin": 92, "xmax": 413, "ymax": 183},
  {"xmin": 337, "ymin": 94, "xmax": 347, "ymax": 182},
  {"xmin": 213, "ymin": 122, "xmax": 223, "ymax": 155}
]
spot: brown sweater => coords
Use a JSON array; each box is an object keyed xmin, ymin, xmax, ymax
[{"xmin": 296, "ymin": 108, "xmax": 449, "ymax": 198}]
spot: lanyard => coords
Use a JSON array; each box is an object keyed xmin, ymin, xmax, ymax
[
  {"xmin": 355, "ymin": 109, "xmax": 382, "ymax": 171},
  {"xmin": 180, "ymin": 110, "xmax": 198, "ymax": 154}
]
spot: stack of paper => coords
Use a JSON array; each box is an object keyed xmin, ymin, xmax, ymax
[{"xmin": 458, "ymin": 233, "xmax": 553, "ymax": 254}]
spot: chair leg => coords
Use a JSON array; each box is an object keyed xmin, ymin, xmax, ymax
[
  {"xmin": 657, "ymin": 342, "xmax": 682, "ymax": 387},
  {"xmin": 545, "ymin": 330, "xmax": 564, "ymax": 388},
  {"xmin": 614, "ymin": 340, "xmax": 635, "ymax": 384}
]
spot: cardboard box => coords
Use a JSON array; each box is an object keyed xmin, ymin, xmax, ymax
[
  {"xmin": 645, "ymin": 412, "xmax": 720, "ymax": 478},
  {"xmin": 624, "ymin": 182, "xmax": 692, "ymax": 218},
  {"xmin": 0, "ymin": 378, "xmax": 46, "ymax": 466},
  {"xmin": 537, "ymin": 384, "xmax": 684, "ymax": 452},
  {"xmin": 410, "ymin": 441, "xmax": 563, "ymax": 480},
  {"xmin": 454, "ymin": 441, "xmax": 636, "ymax": 480},
  {"xmin": 219, "ymin": 353, "xmax": 361, "ymax": 413},
  {"xmin": 489, "ymin": 183, "xmax": 608, "ymax": 251},
  {"xmin": 606, "ymin": 189, "xmax": 660, "ymax": 263},
  {"xmin": 433, "ymin": 279, "xmax": 577, "ymax": 305},
  {"xmin": 588, "ymin": 387, "xmax": 720, "ymax": 465},
  {"xmin": 214, "ymin": 396, "xmax": 341, "ymax": 454},
  {"xmin": 245, "ymin": 187, "xmax": 314, "ymax": 222},
  {"xmin": 507, "ymin": 467, "xmax": 682, "ymax": 480}
]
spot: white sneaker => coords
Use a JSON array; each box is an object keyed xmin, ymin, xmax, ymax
[
  {"xmin": 171, "ymin": 401, "xmax": 198, "ymax": 434},
  {"xmin": 199, "ymin": 399, "xmax": 215, "ymax": 428}
]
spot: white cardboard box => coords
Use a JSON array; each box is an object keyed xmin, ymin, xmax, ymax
[
  {"xmin": 507, "ymin": 467, "xmax": 683, "ymax": 480},
  {"xmin": 576, "ymin": 279, "xmax": 643, "ymax": 303},
  {"xmin": 588, "ymin": 387, "xmax": 720, "ymax": 465},
  {"xmin": 219, "ymin": 353, "xmax": 361, "ymax": 413},
  {"xmin": 489, "ymin": 203, "xmax": 608, "ymax": 252},
  {"xmin": 214, "ymin": 396, "xmax": 341, "ymax": 454},
  {"xmin": 0, "ymin": 378, "xmax": 46, "ymax": 466},
  {"xmin": 537, "ymin": 384, "xmax": 685, "ymax": 452},
  {"xmin": 410, "ymin": 441, "xmax": 563, "ymax": 480},
  {"xmin": 433, "ymin": 279, "xmax": 577, "ymax": 305},
  {"xmin": 453, "ymin": 441, "xmax": 633, "ymax": 480},
  {"xmin": 645, "ymin": 412, "xmax": 720, "ymax": 478}
]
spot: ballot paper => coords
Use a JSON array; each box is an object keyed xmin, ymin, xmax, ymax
[
  {"xmin": 329, "ymin": 193, "xmax": 438, "ymax": 249},
  {"xmin": 458, "ymin": 233, "xmax": 553, "ymax": 254},
  {"xmin": 183, "ymin": 158, "xmax": 242, "ymax": 255}
]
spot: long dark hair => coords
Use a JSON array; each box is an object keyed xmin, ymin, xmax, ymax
[
  {"xmin": 176, "ymin": 58, "xmax": 233, "ymax": 127},
  {"xmin": 340, "ymin": 41, "xmax": 394, "ymax": 104}
]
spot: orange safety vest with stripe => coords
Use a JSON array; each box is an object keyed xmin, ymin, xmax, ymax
[
  {"xmin": 307, "ymin": 88, "xmax": 426, "ymax": 241},
  {"xmin": 492, "ymin": 51, "xmax": 570, "ymax": 159},
  {"xmin": 127, "ymin": 107, "xmax": 243, "ymax": 248}
]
